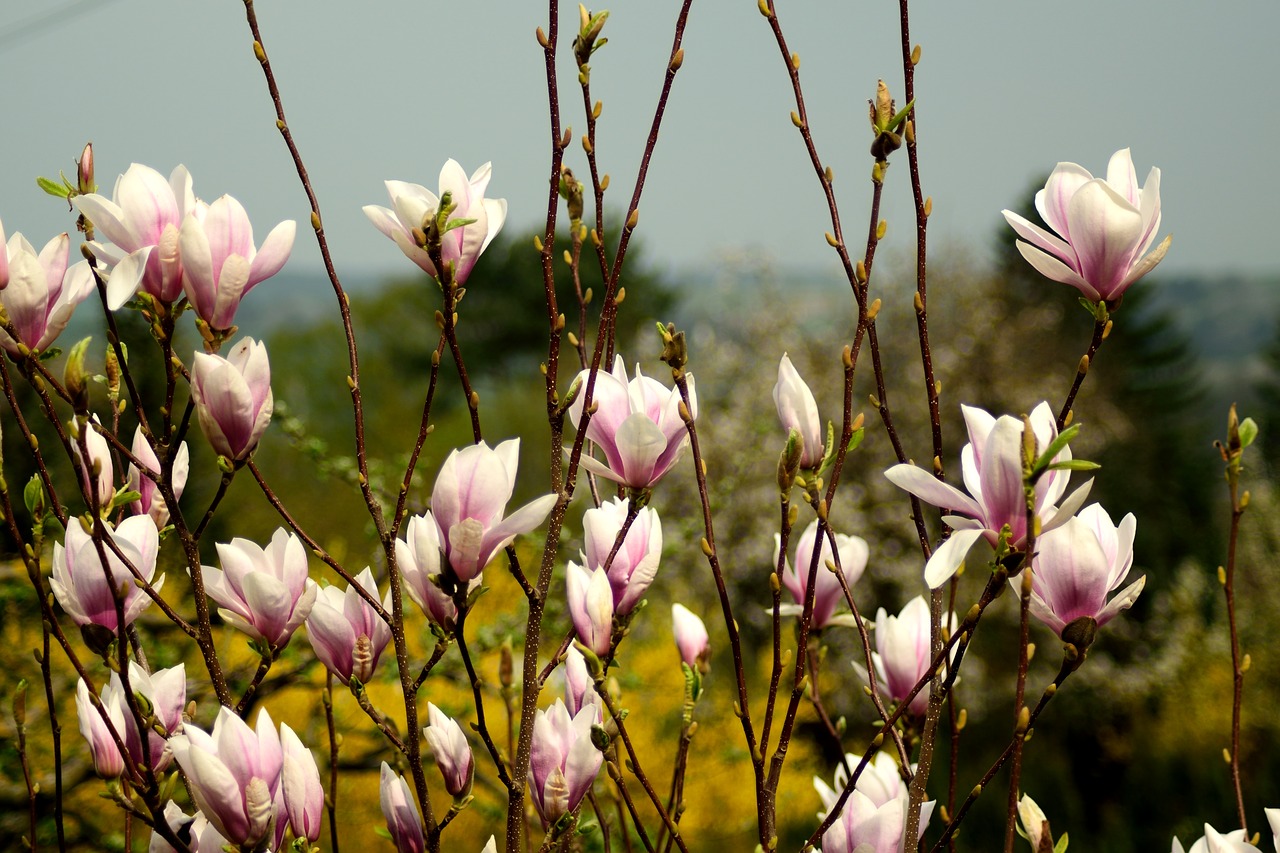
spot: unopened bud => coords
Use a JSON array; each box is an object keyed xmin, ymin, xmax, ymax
[
  {"xmin": 77, "ymin": 143, "xmax": 95, "ymax": 195},
  {"xmin": 64, "ymin": 337, "xmax": 92, "ymax": 414}
]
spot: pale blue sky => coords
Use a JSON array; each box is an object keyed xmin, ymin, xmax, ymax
[{"xmin": 3, "ymin": 0, "xmax": 1277, "ymax": 283}]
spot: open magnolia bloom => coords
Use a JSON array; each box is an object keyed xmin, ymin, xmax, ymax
[
  {"xmin": 813, "ymin": 752, "xmax": 933, "ymax": 853},
  {"xmin": 0, "ymin": 226, "xmax": 95, "ymax": 356},
  {"xmin": 1002, "ymin": 148, "xmax": 1170, "ymax": 304},
  {"xmin": 1171, "ymin": 825, "xmax": 1263, "ymax": 853},
  {"xmin": 885, "ymin": 402, "xmax": 1091, "ymax": 588},
  {"xmin": 775, "ymin": 519, "xmax": 868, "ymax": 629}
]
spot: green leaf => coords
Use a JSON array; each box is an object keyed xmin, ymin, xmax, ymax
[
  {"xmin": 885, "ymin": 98, "xmax": 916, "ymax": 132},
  {"xmin": 1055, "ymin": 832, "xmax": 1069, "ymax": 853},
  {"xmin": 110, "ymin": 490, "xmax": 143, "ymax": 510},
  {"xmin": 1238, "ymin": 417, "xmax": 1258, "ymax": 449},
  {"xmin": 1046, "ymin": 459, "xmax": 1100, "ymax": 472},
  {"xmin": 846, "ymin": 426, "xmax": 865, "ymax": 454},
  {"xmin": 1032, "ymin": 423, "xmax": 1081, "ymax": 476},
  {"xmin": 441, "ymin": 216, "xmax": 478, "ymax": 234},
  {"xmin": 36, "ymin": 176, "xmax": 70, "ymax": 199},
  {"xmin": 37, "ymin": 347, "xmax": 63, "ymax": 362}
]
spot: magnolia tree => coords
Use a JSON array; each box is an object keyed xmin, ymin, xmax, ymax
[{"xmin": 0, "ymin": 1, "xmax": 1270, "ymax": 853}]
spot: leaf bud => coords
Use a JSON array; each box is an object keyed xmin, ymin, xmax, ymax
[{"xmin": 64, "ymin": 337, "xmax": 92, "ymax": 414}]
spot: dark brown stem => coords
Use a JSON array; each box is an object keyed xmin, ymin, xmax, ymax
[
  {"xmin": 1224, "ymin": 460, "xmax": 1248, "ymax": 832},
  {"xmin": 325, "ymin": 676, "xmax": 341, "ymax": 853},
  {"xmin": 391, "ymin": 335, "xmax": 448, "ymax": 536},
  {"xmin": 1056, "ymin": 318, "xmax": 1107, "ymax": 430},
  {"xmin": 455, "ymin": 600, "xmax": 513, "ymax": 788}
]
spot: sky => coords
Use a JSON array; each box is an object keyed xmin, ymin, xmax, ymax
[{"xmin": 2, "ymin": 0, "xmax": 1278, "ymax": 286}]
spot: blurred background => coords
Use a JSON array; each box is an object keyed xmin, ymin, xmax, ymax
[{"xmin": 1, "ymin": 1, "xmax": 1278, "ymax": 851}]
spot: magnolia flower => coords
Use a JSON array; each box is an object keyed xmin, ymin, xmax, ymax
[
  {"xmin": 885, "ymin": 402, "xmax": 1092, "ymax": 588},
  {"xmin": 776, "ymin": 519, "xmax": 868, "ymax": 629},
  {"xmin": 304, "ymin": 567, "xmax": 393, "ymax": 683},
  {"xmin": 671, "ymin": 603, "xmax": 709, "ymax": 671},
  {"xmin": 581, "ymin": 497, "xmax": 661, "ymax": 614},
  {"xmin": 70, "ymin": 415, "xmax": 114, "ymax": 512},
  {"xmin": 149, "ymin": 801, "xmax": 228, "ymax": 853},
  {"xmin": 862, "ymin": 596, "xmax": 958, "ymax": 717},
  {"xmin": 379, "ymin": 762, "xmax": 424, "ymax": 853},
  {"xmin": 179, "ymin": 194, "xmax": 294, "ymax": 329},
  {"xmin": 127, "ymin": 427, "xmax": 189, "ymax": 528},
  {"xmin": 203, "ymin": 528, "xmax": 317, "ymax": 650},
  {"xmin": 1029, "ymin": 504, "xmax": 1144, "ymax": 643},
  {"xmin": 396, "ymin": 512, "xmax": 460, "ymax": 630},
  {"xmin": 568, "ymin": 355, "xmax": 696, "ymax": 491},
  {"xmin": 76, "ymin": 677, "xmax": 128, "ymax": 778},
  {"xmin": 168, "ymin": 707, "xmax": 283, "ymax": 849},
  {"xmin": 428, "ymin": 438, "xmax": 556, "ymax": 583},
  {"xmin": 814, "ymin": 752, "xmax": 933, "ymax": 853},
  {"xmin": 529, "ymin": 699, "xmax": 604, "ymax": 825},
  {"xmin": 0, "ymin": 226, "xmax": 95, "ymax": 355},
  {"xmin": 480, "ymin": 839, "xmax": 497, "ymax": 853},
  {"xmin": 567, "ymin": 562, "xmax": 615, "ymax": 657},
  {"xmin": 280, "ymin": 723, "xmax": 324, "ymax": 843},
  {"xmin": 1003, "ymin": 148, "xmax": 1170, "ymax": 303},
  {"xmin": 1017, "ymin": 795, "xmax": 1053, "ymax": 852},
  {"xmin": 50, "ymin": 515, "xmax": 162, "ymax": 632},
  {"xmin": 121, "ymin": 661, "xmax": 187, "ymax": 773},
  {"xmin": 190, "ymin": 337, "xmax": 274, "ymax": 461},
  {"xmin": 72, "ymin": 163, "xmax": 202, "ymax": 306},
  {"xmin": 562, "ymin": 645, "xmax": 598, "ymax": 716},
  {"xmin": 424, "ymin": 703, "xmax": 474, "ymax": 799},
  {"xmin": 1268, "ymin": 809, "xmax": 1280, "ymax": 852},
  {"xmin": 363, "ymin": 160, "xmax": 507, "ymax": 284},
  {"xmin": 774, "ymin": 353, "xmax": 824, "ymax": 468},
  {"xmin": 1172, "ymin": 826, "xmax": 1261, "ymax": 853}
]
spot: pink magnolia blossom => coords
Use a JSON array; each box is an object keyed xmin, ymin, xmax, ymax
[
  {"xmin": 561, "ymin": 645, "xmax": 598, "ymax": 716},
  {"xmin": 424, "ymin": 703, "xmax": 474, "ymax": 799},
  {"xmin": 379, "ymin": 762, "xmax": 425, "ymax": 853},
  {"xmin": 671, "ymin": 603, "xmax": 709, "ymax": 670},
  {"xmin": 127, "ymin": 426, "xmax": 189, "ymax": 528},
  {"xmin": 1029, "ymin": 504, "xmax": 1144, "ymax": 641},
  {"xmin": 304, "ymin": 567, "xmax": 393, "ymax": 683},
  {"xmin": 50, "ymin": 515, "xmax": 162, "ymax": 632},
  {"xmin": 428, "ymin": 438, "xmax": 556, "ymax": 583},
  {"xmin": 203, "ymin": 528, "xmax": 317, "ymax": 651},
  {"xmin": 774, "ymin": 353, "xmax": 824, "ymax": 468},
  {"xmin": 72, "ymin": 163, "xmax": 202, "ymax": 306},
  {"xmin": 179, "ymin": 194, "xmax": 294, "ymax": 329},
  {"xmin": 776, "ymin": 519, "xmax": 868, "ymax": 629},
  {"xmin": 363, "ymin": 160, "xmax": 507, "ymax": 284},
  {"xmin": 149, "ymin": 801, "xmax": 228, "ymax": 852},
  {"xmin": 581, "ymin": 497, "xmax": 661, "ymax": 615},
  {"xmin": 568, "ymin": 355, "xmax": 696, "ymax": 491},
  {"xmin": 1172, "ymin": 826, "xmax": 1261, "ymax": 853},
  {"xmin": 121, "ymin": 661, "xmax": 187, "ymax": 773},
  {"xmin": 1002, "ymin": 148, "xmax": 1170, "ymax": 304},
  {"xmin": 71, "ymin": 416, "xmax": 114, "ymax": 512},
  {"xmin": 0, "ymin": 226, "xmax": 95, "ymax": 355},
  {"xmin": 813, "ymin": 752, "xmax": 933, "ymax": 853},
  {"xmin": 395, "ymin": 512, "xmax": 460, "ymax": 631},
  {"xmin": 280, "ymin": 723, "xmax": 324, "ymax": 843},
  {"xmin": 168, "ymin": 707, "xmax": 283, "ymax": 849},
  {"xmin": 75, "ymin": 676, "xmax": 128, "ymax": 778},
  {"xmin": 864, "ymin": 596, "xmax": 957, "ymax": 717},
  {"xmin": 190, "ymin": 337, "xmax": 274, "ymax": 461},
  {"xmin": 529, "ymin": 699, "xmax": 604, "ymax": 825},
  {"xmin": 885, "ymin": 402, "xmax": 1092, "ymax": 589},
  {"xmin": 566, "ymin": 562, "xmax": 615, "ymax": 657}
]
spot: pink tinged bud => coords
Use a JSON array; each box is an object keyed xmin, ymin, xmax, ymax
[
  {"xmin": 71, "ymin": 415, "xmax": 115, "ymax": 512},
  {"xmin": 562, "ymin": 645, "xmax": 598, "ymax": 716},
  {"xmin": 396, "ymin": 512, "xmax": 458, "ymax": 630},
  {"xmin": 566, "ymin": 562, "xmax": 615, "ymax": 657},
  {"xmin": 1002, "ymin": 148, "xmax": 1170, "ymax": 304},
  {"xmin": 73, "ymin": 163, "xmax": 199, "ymax": 306},
  {"xmin": 1017, "ymin": 795, "xmax": 1050, "ymax": 852},
  {"xmin": 168, "ymin": 707, "xmax": 283, "ymax": 848},
  {"xmin": 127, "ymin": 426, "xmax": 189, "ymax": 527},
  {"xmin": 179, "ymin": 194, "xmax": 295, "ymax": 330},
  {"xmin": 280, "ymin": 723, "xmax": 324, "ymax": 842},
  {"xmin": 75, "ymin": 677, "xmax": 127, "ymax": 778},
  {"xmin": 77, "ymin": 143, "xmax": 94, "ymax": 194},
  {"xmin": 190, "ymin": 337, "xmax": 274, "ymax": 461},
  {"xmin": 304, "ymin": 567, "xmax": 392, "ymax": 683},
  {"xmin": 813, "ymin": 752, "xmax": 934, "ymax": 853},
  {"xmin": 379, "ymin": 762, "xmax": 425, "ymax": 853},
  {"xmin": 777, "ymin": 520, "xmax": 868, "ymax": 629},
  {"xmin": 671, "ymin": 603, "xmax": 709, "ymax": 670},
  {"xmin": 1028, "ymin": 504, "xmax": 1144, "ymax": 639},
  {"xmin": 886, "ymin": 401, "xmax": 1092, "ymax": 589},
  {"xmin": 50, "ymin": 515, "xmax": 162, "ymax": 632},
  {"xmin": 429, "ymin": 438, "xmax": 556, "ymax": 584},
  {"xmin": 123, "ymin": 661, "xmax": 187, "ymax": 772},
  {"xmin": 0, "ymin": 228, "xmax": 95, "ymax": 354},
  {"xmin": 528, "ymin": 700, "xmax": 604, "ymax": 825},
  {"xmin": 204, "ymin": 528, "xmax": 317, "ymax": 650},
  {"xmin": 424, "ymin": 703, "xmax": 474, "ymax": 799},
  {"xmin": 582, "ymin": 497, "xmax": 662, "ymax": 614},
  {"xmin": 363, "ymin": 160, "xmax": 508, "ymax": 284},
  {"xmin": 867, "ymin": 596, "xmax": 957, "ymax": 717},
  {"xmin": 568, "ymin": 355, "xmax": 696, "ymax": 491},
  {"xmin": 773, "ymin": 354, "xmax": 824, "ymax": 469}
]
